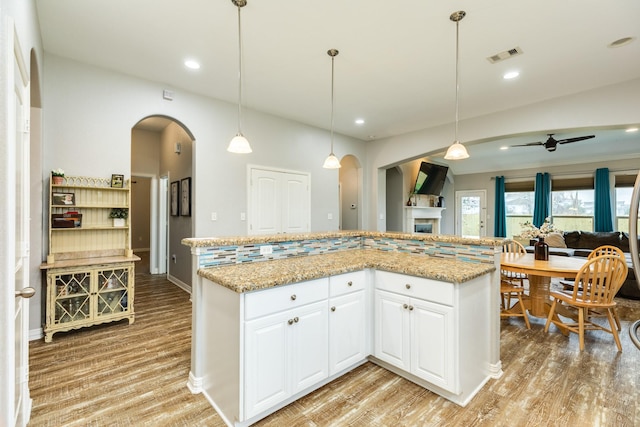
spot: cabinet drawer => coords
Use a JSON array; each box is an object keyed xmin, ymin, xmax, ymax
[
  {"xmin": 329, "ymin": 271, "xmax": 366, "ymax": 297},
  {"xmin": 375, "ymin": 270, "xmax": 453, "ymax": 306},
  {"xmin": 245, "ymin": 278, "xmax": 329, "ymax": 320}
]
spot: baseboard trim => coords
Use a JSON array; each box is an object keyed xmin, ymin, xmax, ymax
[
  {"xmin": 168, "ymin": 274, "xmax": 192, "ymax": 294},
  {"xmin": 29, "ymin": 327, "xmax": 44, "ymax": 341}
]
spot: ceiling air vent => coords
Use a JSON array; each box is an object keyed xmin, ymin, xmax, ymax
[{"xmin": 487, "ymin": 46, "xmax": 523, "ymax": 64}]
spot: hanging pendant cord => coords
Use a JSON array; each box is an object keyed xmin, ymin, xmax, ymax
[
  {"xmin": 237, "ymin": 5, "xmax": 243, "ymax": 135},
  {"xmin": 454, "ymin": 19, "xmax": 460, "ymax": 143},
  {"xmin": 330, "ymin": 54, "xmax": 335, "ymax": 154}
]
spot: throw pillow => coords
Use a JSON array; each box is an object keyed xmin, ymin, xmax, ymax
[{"xmin": 545, "ymin": 232, "xmax": 567, "ymax": 248}]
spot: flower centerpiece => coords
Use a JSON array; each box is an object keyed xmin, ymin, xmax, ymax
[
  {"xmin": 51, "ymin": 168, "xmax": 65, "ymax": 184},
  {"xmin": 520, "ymin": 217, "xmax": 561, "ymax": 242}
]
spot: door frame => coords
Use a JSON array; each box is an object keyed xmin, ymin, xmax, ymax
[
  {"xmin": 1, "ymin": 16, "xmax": 32, "ymax": 426},
  {"xmin": 454, "ymin": 190, "xmax": 487, "ymax": 237}
]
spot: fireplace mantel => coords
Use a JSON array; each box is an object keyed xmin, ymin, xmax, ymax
[{"xmin": 404, "ymin": 206, "xmax": 445, "ymax": 234}]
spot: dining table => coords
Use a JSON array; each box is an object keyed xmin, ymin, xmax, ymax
[{"xmin": 500, "ymin": 252, "xmax": 588, "ymax": 319}]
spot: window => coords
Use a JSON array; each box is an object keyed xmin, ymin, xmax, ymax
[
  {"xmin": 551, "ymin": 177, "xmax": 594, "ymax": 232},
  {"xmin": 504, "ymin": 181, "xmax": 534, "ymax": 238},
  {"xmin": 614, "ymin": 174, "xmax": 639, "ymax": 233}
]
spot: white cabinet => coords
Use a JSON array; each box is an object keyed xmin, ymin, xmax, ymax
[
  {"xmin": 374, "ymin": 271, "xmax": 457, "ymax": 393},
  {"xmin": 244, "ymin": 279, "xmax": 329, "ymax": 419},
  {"xmin": 328, "ymin": 271, "xmax": 367, "ymax": 375}
]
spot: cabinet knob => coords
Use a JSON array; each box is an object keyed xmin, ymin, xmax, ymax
[
  {"xmin": 294, "ymin": 317, "xmax": 299, "ymax": 323},
  {"xmin": 347, "ymin": 281, "xmax": 353, "ymax": 286},
  {"xmin": 405, "ymin": 284, "xmax": 411, "ymax": 289},
  {"xmin": 408, "ymin": 305, "xmax": 414, "ymax": 311},
  {"xmin": 403, "ymin": 303, "xmax": 408, "ymax": 309},
  {"xmin": 290, "ymin": 294, "xmax": 297, "ymax": 301},
  {"xmin": 331, "ymin": 306, "xmax": 336, "ymax": 312},
  {"xmin": 288, "ymin": 319, "xmax": 294, "ymax": 325}
]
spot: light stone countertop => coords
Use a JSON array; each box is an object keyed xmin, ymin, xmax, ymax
[
  {"xmin": 198, "ymin": 249, "xmax": 496, "ymax": 293},
  {"xmin": 183, "ymin": 230, "xmax": 507, "ymax": 248}
]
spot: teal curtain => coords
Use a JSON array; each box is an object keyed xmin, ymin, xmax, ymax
[
  {"xmin": 494, "ymin": 176, "xmax": 507, "ymax": 237},
  {"xmin": 533, "ymin": 172, "xmax": 551, "ymax": 227},
  {"xmin": 594, "ymin": 167, "xmax": 613, "ymax": 232}
]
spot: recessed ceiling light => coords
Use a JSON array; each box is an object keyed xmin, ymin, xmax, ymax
[
  {"xmin": 503, "ymin": 71, "xmax": 519, "ymax": 80},
  {"xmin": 608, "ymin": 37, "xmax": 635, "ymax": 48},
  {"xmin": 184, "ymin": 60, "xmax": 201, "ymax": 70},
  {"xmin": 500, "ymin": 146, "xmax": 509, "ymax": 150},
  {"xmin": 626, "ymin": 127, "xmax": 639, "ymax": 133},
  {"xmin": 355, "ymin": 118, "xmax": 365, "ymax": 125}
]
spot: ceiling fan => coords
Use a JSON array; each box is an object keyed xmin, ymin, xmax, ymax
[{"xmin": 511, "ymin": 133, "xmax": 595, "ymax": 152}]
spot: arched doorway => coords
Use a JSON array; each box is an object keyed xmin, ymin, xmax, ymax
[
  {"xmin": 339, "ymin": 155, "xmax": 363, "ymax": 230},
  {"xmin": 131, "ymin": 115, "xmax": 195, "ymax": 292}
]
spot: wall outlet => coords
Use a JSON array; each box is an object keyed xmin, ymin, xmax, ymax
[
  {"xmin": 260, "ymin": 245, "xmax": 273, "ymax": 255},
  {"xmin": 240, "ymin": 212, "xmax": 246, "ymax": 221},
  {"xmin": 328, "ymin": 213, "xmax": 333, "ymax": 220},
  {"xmin": 211, "ymin": 212, "xmax": 217, "ymax": 221}
]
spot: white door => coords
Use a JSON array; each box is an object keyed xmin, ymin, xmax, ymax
[
  {"xmin": 244, "ymin": 310, "xmax": 290, "ymax": 419},
  {"xmin": 290, "ymin": 301, "xmax": 328, "ymax": 393},
  {"xmin": 249, "ymin": 167, "xmax": 310, "ymax": 235},
  {"xmin": 1, "ymin": 18, "xmax": 33, "ymax": 427},
  {"xmin": 281, "ymin": 174, "xmax": 309, "ymax": 234},
  {"xmin": 410, "ymin": 299, "xmax": 456, "ymax": 392},
  {"xmin": 329, "ymin": 290, "xmax": 366, "ymax": 375},
  {"xmin": 374, "ymin": 290, "xmax": 410, "ymax": 371},
  {"xmin": 455, "ymin": 190, "xmax": 487, "ymax": 237}
]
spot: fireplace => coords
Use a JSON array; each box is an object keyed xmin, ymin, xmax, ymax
[
  {"xmin": 414, "ymin": 222, "xmax": 433, "ymax": 234},
  {"xmin": 404, "ymin": 207, "xmax": 445, "ymax": 234}
]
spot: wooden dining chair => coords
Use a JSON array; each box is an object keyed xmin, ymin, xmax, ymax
[
  {"xmin": 500, "ymin": 241, "xmax": 530, "ymax": 329},
  {"xmin": 544, "ymin": 254, "xmax": 628, "ymax": 351},
  {"xmin": 562, "ymin": 245, "xmax": 625, "ymax": 330}
]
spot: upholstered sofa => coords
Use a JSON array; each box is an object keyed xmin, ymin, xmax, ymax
[{"xmin": 524, "ymin": 231, "xmax": 640, "ymax": 299}]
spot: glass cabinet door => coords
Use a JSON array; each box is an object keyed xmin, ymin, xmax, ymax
[
  {"xmin": 53, "ymin": 272, "xmax": 91, "ymax": 324},
  {"xmin": 96, "ymin": 266, "xmax": 130, "ymax": 317}
]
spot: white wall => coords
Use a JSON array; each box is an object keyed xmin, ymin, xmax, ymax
[
  {"xmin": 42, "ymin": 54, "xmax": 367, "ymax": 240},
  {"xmin": 365, "ymin": 78, "xmax": 640, "ymax": 231}
]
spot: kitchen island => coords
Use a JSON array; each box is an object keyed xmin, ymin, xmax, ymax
[{"xmin": 183, "ymin": 231, "xmax": 504, "ymax": 427}]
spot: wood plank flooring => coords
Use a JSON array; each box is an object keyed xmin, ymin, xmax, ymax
[{"xmin": 28, "ymin": 260, "xmax": 640, "ymax": 426}]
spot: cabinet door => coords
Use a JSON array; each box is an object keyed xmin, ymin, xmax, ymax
[
  {"xmin": 290, "ymin": 301, "xmax": 329, "ymax": 394},
  {"xmin": 244, "ymin": 310, "xmax": 291, "ymax": 419},
  {"xmin": 95, "ymin": 266, "xmax": 132, "ymax": 318},
  {"xmin": 374, "ymin": 290, "xmax": 410, "ymax": 371},
  {"xmin": 329, "ymin": 291, "xmax": 366, "ymax": 375},
  {"xmin": 50, "ymin": 270, "xmax": 91, "ymax": 325},
  {"xmin": 410, "ymin": 298, "xmax": 457, "ymax": 392}
]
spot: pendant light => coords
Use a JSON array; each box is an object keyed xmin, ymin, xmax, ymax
[
  {"xmin": 227, "ymin": 0, "xmax": 252, "ymax": 154},
  {"xmin": 323, "ymin": 49, "xmax": 341, "ymax": 169},
  {"xmin": 444, "ymin": 11, "xmax": 469, "ymax": 160}
]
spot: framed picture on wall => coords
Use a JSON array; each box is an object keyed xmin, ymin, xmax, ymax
[
  {"xmin": 52, "ymin": 192, "xmax": 75, "ymax": 206},
  {"xmin": 180, "ymin": 177, "xmax": 191, "ymax": 216},
  {"xmin": 170, "ymin": 181, "xmax": 180, "ymax": 216}
]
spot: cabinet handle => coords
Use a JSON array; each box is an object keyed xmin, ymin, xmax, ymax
[
  {"xmin": 331, "ymin": 306, "xmax": 336, "ymax": 312},
  {"xmin": 288, "ymin": 319, "xmax": 294, "ymax": 325},
  {"xmin": 347, "ymin": 281, "xmax": 353, "ymax": 286},
  {"xmin": 290, "ymin": 294, "xmax": 297, "ymax": 301},
  {"xmin": 408, "ymin": 305, "xmax": 414, "ymax": 311},
  {"xmin": 405, "ymin": 284, "xmax": 411, "ymax": 289},
  {"xmin": 294, "ymin": 317, "xmax": 299, "ymax": 323},
  {"xmin": 403, "ymin": 303, "xmax": 408, "ymax": 309}
]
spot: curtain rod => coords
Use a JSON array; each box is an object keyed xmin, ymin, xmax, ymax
[{"xmin": 489, "ymin": 167, "xmax": 639, "ymax": 180}]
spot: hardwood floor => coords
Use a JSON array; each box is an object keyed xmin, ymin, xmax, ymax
[{"xmin": 28, "ymin": 263, "xmax": 640, "ymax": 426}]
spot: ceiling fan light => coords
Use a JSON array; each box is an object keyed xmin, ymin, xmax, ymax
[
  {"xmin": 444, "ymin": 141, "xmax": 469, "ymax": 160},
  {"xmin": 228, "ymin": 133, "xmax": 252, "ymax": 153},
  {"xmin": 323, "ymin": 153, "xmax": 341, "ymax": 169}
]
